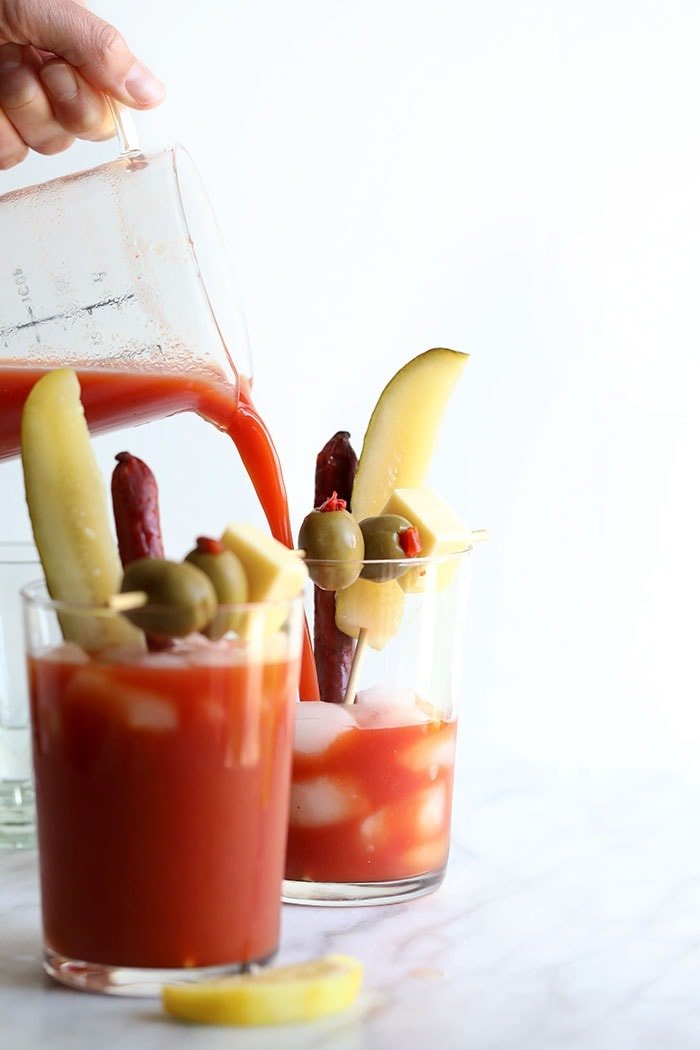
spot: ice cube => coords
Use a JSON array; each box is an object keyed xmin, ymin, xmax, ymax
[
  {"xmin": 358, "ymin": 810, "xmax": 383, "ymax": 849},
  {"xmin": 66, "ymin": 668, "xmax": 178, "ymax": 731},
  {"xmin": 359, "ymin": 784, "xmax": 448, "ymax": 849},
  {"xmin": 401, "ymin": 838, "xmax": 448, "ymax": 874},
  {"xmin": 97, "ymin": 644, "xmax": 148, "ymax": 666},
  {"xmin": 136, "ymin": 651, "xmax": 185, "ymax": 669},
  {"xmin": 184, "ymin": 635, "xmax": 261, "ymax": 667},
  {"xmin": 293, "ymin": 702, "xmax": 357, "ymax": 756},
  {"xmin": 186, "ymin": 645, "xmax": 237, "ymax": 667},
  {"xmin": 289, "ymin": 776, "xmax": 368, "ymax": 827},
  {"xmin": 355, "ymin": 686, "xmax": 416, "ymax": 708},
  {"xmin": 417, "ymin": 782, "xmax": 448, "ymax": 836},
  {"xmin": 399, "ymin": 730, "xmax": 457, "ymax": 774},
  {"xmin": 41, "ymin": 641, "xmax": 89, "ymax": 665},
  {"xmin": 352, "ymin": 694, "xmax": 433, "ymax": 730},
  {"xmin": 352, "ymin": 686, "xmax": 440, "ymax": 729},
  {"xmin": 64, "ymin": 666, "xmax": 115, "ymax": 704},
  {"xmin": 177, "ymin": 634, "xmax": 228, "ymax": 665},
  {"xmin": 126, "ymin": 695, "xmax": 178, "ymax": 731}
]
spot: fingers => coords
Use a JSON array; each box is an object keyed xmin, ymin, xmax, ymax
[
  {"xmin": 40, "ymin": 59, "xmax": 113, "ymax": 141},
  {"xmin": 0, "ymin": 42, "xmax": 74, "ymax": 156},
  {"xmin": 0, "ymin": 0, "xmax": 165, "ymax": 168},
  {"xmin": 0, "ymin": 41, "xmax": 114, "ymax": 165},
  {"xmin": 1, "ymin": 0, "xmax": 165, "ymax": 108},
  {"xmin": 0, "ymin": 104, "xmax": 27, "ymax": 169}
]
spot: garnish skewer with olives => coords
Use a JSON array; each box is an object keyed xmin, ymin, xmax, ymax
[
  {"xmin": 340, "ymin": 514, "xmax": 422, "ymax": 703},
  {"xmin": 185, "ymin": 536, "xmax": 248, "ymax": 639},
  {"xmin": 120, "ymin": 558, "xmax": 218, "ymax": 643},
  {"xmin": 299, "ymin": 486, "xmax": 423, "ymax": 703},
  {"xmin": 299, "ymin": 488, "xmax": 363, "ymax": 703}
]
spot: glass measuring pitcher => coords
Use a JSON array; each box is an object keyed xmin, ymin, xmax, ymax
[{"xmin": 0, "ymin": 111, "xmax": 250, "ymax": 461}]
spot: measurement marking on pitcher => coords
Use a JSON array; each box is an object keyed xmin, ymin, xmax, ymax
[
  {"xmin": 11, "ymin": 267, "xmax": 40, "ymax": 343},
  {"xmin": 0, "ymin": 292, "xmax": 136, "ymax": 337}
]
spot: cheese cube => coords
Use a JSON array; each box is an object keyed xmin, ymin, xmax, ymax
[
  {"xmin": 221, "ymin": 523, "xmax": 307, "ymax": 637},
  {"xmin": 380, "ymin": 488, "xmax": 470, "ymax": 593},
  {"xmin": 335, "ymin": 577, "xmax": 405, "ymax": 650}
]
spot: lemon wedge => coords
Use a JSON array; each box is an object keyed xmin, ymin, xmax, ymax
[{"xmin": 162, "ymin": 954, "xmax": 363, "ymax": 1026}]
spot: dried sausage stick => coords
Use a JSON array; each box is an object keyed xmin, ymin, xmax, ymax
[{"xmin": 313, "ymin": 432, "xmax": 358, "ymax": 704}]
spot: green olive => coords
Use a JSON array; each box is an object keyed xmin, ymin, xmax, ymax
[
  {"xmin": 185, "ymin": 544, "xmax": 249, "ymax": 639},
  {"xmin": 359, "ymin": 514, "xmax": 414, "ymax": 582},
  {"xmin": 298, "ymin": 508, "xmax": 364, "ymax": 590},
  {"xmin": 121, "ymin": 558, "xmax": 217, "ymax": 639}
]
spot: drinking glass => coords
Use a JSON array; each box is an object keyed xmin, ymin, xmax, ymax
[
  {"xmin": 0, "ymin": 543, "xmax": 40, "ymax": 849},
  {"xmin": 283, "ymin": 548, "xmax": 471, "ymax": 905},
  {"xmin": 23, "ymin": 582, "xmax": 303, "ymax": 995}
]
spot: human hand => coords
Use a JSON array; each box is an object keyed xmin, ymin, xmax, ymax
[{"xmin": 0, "ymin": 0, "xmax": 164, "ymax": 169}]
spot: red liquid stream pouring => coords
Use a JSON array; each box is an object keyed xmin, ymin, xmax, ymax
[{"xmin": 0, "ymin": 363, "xmax": 319, "ymax": 699}]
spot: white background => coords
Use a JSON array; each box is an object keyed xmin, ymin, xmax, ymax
[{"xmin": 2, "ymin": 0, "xmax": 699, "ymax": 774}]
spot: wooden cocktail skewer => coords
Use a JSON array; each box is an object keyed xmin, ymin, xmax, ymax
[
  {"xmin": 107, "ymin": 591, "xmax": 148, "ymax": 612},
  {"xmin": 467, "ymin": 529, "xmax": 488, "ymax": 545},
  {"xmin": 343, "ymin": 627, "xmax": 368, "ymax": 706},
  {"xmin": 341, "ymin": 530, "xmax": 488, "ymax": 706}
]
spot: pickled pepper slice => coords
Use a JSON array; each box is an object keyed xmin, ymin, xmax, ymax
[{"xmin": 313, "ymin": 432, "xmax": 358, "ymax": 704}]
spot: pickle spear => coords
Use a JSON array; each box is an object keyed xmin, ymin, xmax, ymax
[
  {"xmin": 336, "ymin": 348, "xmax": 468, "ymax": 648},
  {"xmin": 351, "ymin": 348, "xmax": 468, "ymax": 521},
  {"xmin": 21, "ymin": 369, "xmax": 143, "ymax": 651}
]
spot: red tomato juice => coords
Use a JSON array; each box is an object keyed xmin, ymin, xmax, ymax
[
  {"xmin": 30, "ymin": 645, "xmax": 299, "ymax": 969},
  {"xmin": 286, "ymin": 709, "xmax": 457, "ymax": 884}
]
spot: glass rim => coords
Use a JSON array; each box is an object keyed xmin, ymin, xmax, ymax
[
  {"xmin": 20, "ymin": 579, "xmax": 303, "ymax": 616},
  {"xmin": 302, "ymin": 546, "xmax": 472, "ymax": 568}
]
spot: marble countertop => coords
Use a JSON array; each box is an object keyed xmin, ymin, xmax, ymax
[{"xmin": 2, "ymin": 762, "xmax": 699, "ymax": 1050}]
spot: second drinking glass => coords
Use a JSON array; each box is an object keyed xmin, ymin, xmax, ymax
[{"xmin": 284, "ymin": 548, "xmax": 471, "ymax": 906}]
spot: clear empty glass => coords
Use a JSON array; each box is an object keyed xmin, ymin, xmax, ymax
[{"xmin": 0, "ymin": 543, "xmax": 40, "ymax": 849}]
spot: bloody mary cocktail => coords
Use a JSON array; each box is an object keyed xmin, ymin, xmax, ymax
[
  {"xmin": 286, "ymin": 701, "xmax": 456, "ymax": 885},
  {"xmin": 283, "ymin": 549, "xmax": 470, "ymax": 906},
  {"xmin": 25, "ymin": 585, "xmax": 302, "ymax": 993}
]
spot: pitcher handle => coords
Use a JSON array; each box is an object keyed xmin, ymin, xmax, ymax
[{"xmin": 106, "ymin": 98, "xmax": 142, "ymax": 157}]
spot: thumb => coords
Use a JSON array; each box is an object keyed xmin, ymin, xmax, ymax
[{"xmin": 1, "ymin": 0, "xmax": 165, "ymax": 107}]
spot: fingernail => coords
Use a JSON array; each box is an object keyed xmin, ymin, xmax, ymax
[
  {"xmin": 0, "ymin": 43, "xmax": 23, "ymax": 71},
  {"xmin": 124, "ymin": 62, "xmax": 165, "ymax": 105},
  {"xmin": 40, "ymin": 63, "xmax": 79, "ymax": 102}
]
